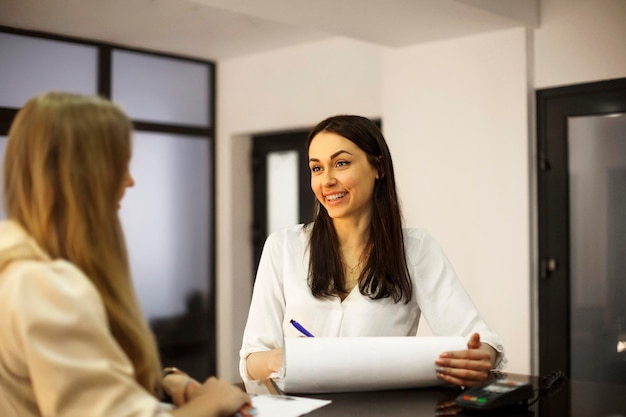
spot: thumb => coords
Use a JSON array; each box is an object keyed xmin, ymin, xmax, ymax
[{"xmin": 467, "ymin": 332, "xmax": 481, "ymax": 349}]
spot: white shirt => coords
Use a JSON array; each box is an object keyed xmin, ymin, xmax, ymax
[{"xmin": 239, "ymin": 225, "xmax": 506, "ymax": 382}]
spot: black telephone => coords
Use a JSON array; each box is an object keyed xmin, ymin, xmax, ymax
[{"xmin": 456, "ymin": 378, "xmax": 534, "ymax": 411}]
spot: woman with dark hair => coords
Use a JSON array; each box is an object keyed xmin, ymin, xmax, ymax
[
  {"xmin": 0, "ymin": 92, "xmax": 251, "ymax": 417},
  {"xmin": 240, "ymin": 115, "xmax": 506, "ymax": 388}
]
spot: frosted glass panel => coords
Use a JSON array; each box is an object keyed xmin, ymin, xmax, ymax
[
  {"xmin": 267, "ymin": 150, "xmax": 298, "ymax": 234},
  {"xmin": 112, "ymin": 50, "xmax": 210, "ymax": 126},
  {"xmin": 0, "ymin": 32, "xmax": 97, "ymax": 107},
  {"xmin": 569, "ymin": 113, "xmax": 626, "ymax": 384},
  {"xmin": 119, "ymin": 132, "xmax": 211, "ymax": 320},
  {"xmin": 0, "ymin": 136, "xmax": 6, "ymax": 220}
]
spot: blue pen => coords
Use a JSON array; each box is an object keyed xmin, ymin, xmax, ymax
[{"xmin": 290, "ymin": 319, "xmax": 315, "ymax": 337}]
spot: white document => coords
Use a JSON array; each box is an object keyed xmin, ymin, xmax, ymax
[
  {"xmin": 162, "ymin": 394, "xmax": 330, "ymax": 417},
  {"xmin": 274, "ymin": 336, "xmax": 465, "ymax": 393},
  {"xmin": 248, "ymin": 395, "xmax": 331, "ymax": 417}
]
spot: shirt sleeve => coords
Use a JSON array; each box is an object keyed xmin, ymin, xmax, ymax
[
  {"xmin": 409, "ymin": 230, "xmax": 507, "ymax": 370},
  {"xmin": 1, "ymin": 260, "xmax": 171, "ymax": 417},
  {"xmin": 239, "ymin": 231, "xmax": 288, "ymax": 382}
]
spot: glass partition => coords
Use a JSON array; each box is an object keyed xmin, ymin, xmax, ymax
[
  {"xmin": 0, "ymin": 32, "xmax": 97, "ymax": 107},
  {"xmin": 112, "ymin": 50, "xmax": 211, "ymax": 126},
  {"xmin": 119, "ymin": 131, "xmax": 212, "ymax": 320},
  {"xmin": 568, "ymin": 113, "xmax": 626, "ymax": 383}
]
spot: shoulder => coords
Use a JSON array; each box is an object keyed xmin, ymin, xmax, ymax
[
  {"xmin": 0, "ymin": 259, "xmax": 104, "ymax": 323},
  {"xmin": 402, "ymin": 228, "xmax": 433, "ymax": 248},
  {"xmin": 2, "ymin": 258, "xmax": 97, "ymax": 295},
  {"xmin": 264, "ymin": 224, "xmax": 309, "ymax": 248},
  {"xmin": 402, "ymin": 228, "xmax": 448, "ymax": 264}
]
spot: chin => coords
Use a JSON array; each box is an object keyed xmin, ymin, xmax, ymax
[{"xmin": 325, "ymin": 209, "xmax": 346, "ymax": 219}]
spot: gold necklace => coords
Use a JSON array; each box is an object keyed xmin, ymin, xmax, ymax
[
  {"xmin": 343, "ymin": 259, "xmax": 361, "ymax": 274},
  {"xmin": 341, "ymin": 253, "xmax": 365, "ymax": 274}
]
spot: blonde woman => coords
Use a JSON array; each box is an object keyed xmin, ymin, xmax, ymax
[{"xmin": 0, "ymin": 92, "xmax": 251, "ymax": 417}]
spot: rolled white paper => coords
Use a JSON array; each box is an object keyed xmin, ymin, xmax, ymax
[{"xmin": 275, "ymin": 336, "xmax": 466, "ymax": 393}]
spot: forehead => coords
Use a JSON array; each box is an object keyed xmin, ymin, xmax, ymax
[{"xmin": 308, "ymin": 131, "xmax": 362, "ymax": 157}]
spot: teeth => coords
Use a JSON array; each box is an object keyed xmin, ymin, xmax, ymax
[{"xmin": 326, "ymin": 193, "xmax": 346, "ymax": 201}]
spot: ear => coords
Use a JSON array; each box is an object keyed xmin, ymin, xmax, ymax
[{"xmin": 375, "ymin": 156, "xmax": 385, "ymax": 179}]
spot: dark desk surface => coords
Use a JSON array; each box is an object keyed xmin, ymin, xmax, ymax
[{"xmin": 285, "ymin": 373, "xmax": 626, "ymax": 417}]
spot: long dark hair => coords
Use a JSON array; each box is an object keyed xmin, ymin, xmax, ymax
[{"xmin": 306, "ymin": 115, "xmax": 412, "ymax": 303}]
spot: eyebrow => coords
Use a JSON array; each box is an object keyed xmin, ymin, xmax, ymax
[{"xmin": 309, "ymin": 149, "xmax": 353, "ymax": 163}]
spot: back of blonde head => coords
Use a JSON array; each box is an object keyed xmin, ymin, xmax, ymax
[{"xmin": 2, "ymin": 92, "xmax": 162, "ymax": 395}]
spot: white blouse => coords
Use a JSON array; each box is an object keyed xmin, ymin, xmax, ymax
[{"xmin": 239, "ymin": 225, "xmax": 506, "ymax": 382}]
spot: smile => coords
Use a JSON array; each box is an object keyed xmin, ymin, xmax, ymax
[{"xmin": 325, "ymin": 192, "xmax": 346, "ymax": 202}]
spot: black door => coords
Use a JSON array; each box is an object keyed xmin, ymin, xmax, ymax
[{"xmin": 537, "ymin": 77, "xmax": 626, "ymax": 384}]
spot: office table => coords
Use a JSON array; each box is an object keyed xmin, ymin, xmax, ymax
[{"xmin": 265, "ymin": 373, "xmax": 626, "ymax": 417}]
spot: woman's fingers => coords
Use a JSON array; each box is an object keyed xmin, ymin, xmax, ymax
[
  {"xmin": 199, "ymin": 377, "xmax": 252, "ymax": 416},
  {"xmin": 438, "ymin": 348, "xmax": 492, "ymax": 366},
  {"xmin": 164, "ymin": 374, "xmax": 201, "ymax": 406},
  {"xmin": 435, "ymin": 347, "xmax": 492, "ymax": 387}
]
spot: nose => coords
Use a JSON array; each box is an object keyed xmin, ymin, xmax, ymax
[
  {"xmin": 126, "ymin": 172, "xmax": 135, "ymax": 188},
  {"xmin": 322, "ymin": 170, "xmax": 336, "ymax": 186}
]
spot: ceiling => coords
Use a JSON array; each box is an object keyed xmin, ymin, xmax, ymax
[{"xmin": 0, "ymin": 0, "xmax": 539, "ymax": 60}]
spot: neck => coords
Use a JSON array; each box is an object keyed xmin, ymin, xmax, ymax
[{"xmin": 333, "ymin": 216, "xmax": 371, "ymax": 249}]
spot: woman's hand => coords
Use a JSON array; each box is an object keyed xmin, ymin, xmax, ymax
[
  {"xmin": 435, "ymin": 333, "xmax": 496, "ymax": 388},
  {"xmin": 163, "ymin": 372, "xmax": 201, "ymax": 407},
  {"xmin": 245, "ymin": 348, "xmax": 283, "ymax": 381},
  {"xmin": 171, "ymin": 377, "xmax": 252, "ymax": 417}
]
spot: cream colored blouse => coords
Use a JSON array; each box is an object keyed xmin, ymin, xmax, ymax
[{"xmin": 0, "ymin": 221, "xmax": 171, "ymax": 417}]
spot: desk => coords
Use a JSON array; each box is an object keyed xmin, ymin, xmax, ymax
[{"xmin": 268, "ymin": 373, "xmax": 626, "ymax": 417}]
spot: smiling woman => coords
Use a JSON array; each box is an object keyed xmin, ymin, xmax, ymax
[{"xmin": 239, "ymin": 115, "xmax": 507, "ymax": 390}]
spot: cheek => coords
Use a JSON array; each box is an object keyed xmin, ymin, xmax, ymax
[
  {"xmin": 337, "ymin": 172, "xmax": 358, "ymax": 189},
  {"xmin": 310, "ymin": 176, "xmax": 323, "ymax": 199}
]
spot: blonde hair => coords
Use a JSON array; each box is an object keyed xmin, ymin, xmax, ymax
[{"xmin": 2, "ymin": 91, "xmax": 162, "ymax": 395}]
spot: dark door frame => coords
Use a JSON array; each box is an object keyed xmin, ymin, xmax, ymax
[
  {"xmin": 251, "ymin": 129, "xmax": 314, "ymax": 273},
  {"xmin": 536, "ymin": 77, "xmax": 626, "ymax": 377}
]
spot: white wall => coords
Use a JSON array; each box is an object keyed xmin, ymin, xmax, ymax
[
  {"xmin": 216, "ymin": 0, "xmax": 626, "ymax": 382},
  {"xmin": 382, "ymin": 27, "xmax": 530, "ymax": 374},
  {"xmin": 216, "ymin": 38, "xmax": 383, "ymax": 381},
  {"xmin": 534, "ymin": 0, "xmax": 626, "ymax": 89}
]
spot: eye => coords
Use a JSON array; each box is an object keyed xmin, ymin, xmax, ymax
[
  {"xmin": 336, "ymin": 160, "xmax": 350, "ymax": 168},
  {"xmin": 309, "ymin": 164, "xmax": 321, "ymax": 173}
]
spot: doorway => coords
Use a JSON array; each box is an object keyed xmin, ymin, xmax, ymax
[
  {"xmin": 251, "ymin": 129, "xmax": 314, "ymax": 274},
  {"xmin": 537, "ymin": 77, "xmax": 626, "ymax": 384}
]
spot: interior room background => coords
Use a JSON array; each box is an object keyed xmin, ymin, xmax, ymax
[{"xmin": 1, "ymin": 0, "xmax": 625, "ymax": 383}]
